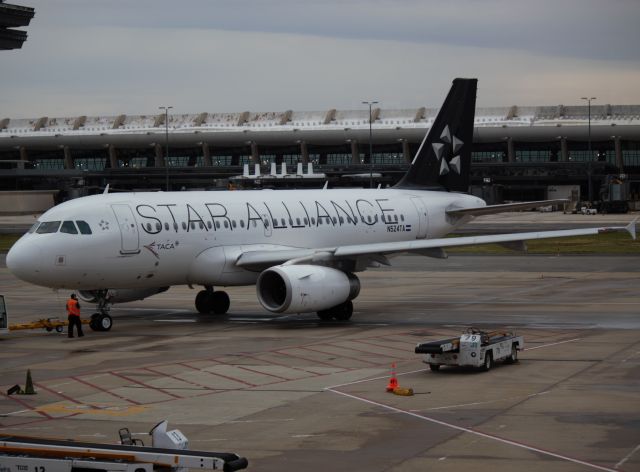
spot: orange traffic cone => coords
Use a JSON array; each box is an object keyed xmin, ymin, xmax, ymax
[{"xmin": 386, "ymin": 363, "xmax": 399, "ymax": 392}]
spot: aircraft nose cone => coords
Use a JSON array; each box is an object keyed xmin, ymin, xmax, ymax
[{"xmin": 6, "ymin": 238, "xmax": 43, "ymax": 282}]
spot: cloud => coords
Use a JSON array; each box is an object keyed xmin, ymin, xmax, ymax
[{"xmin": 2, "ymin": 0, "xmax": 639, "ymax": 118}]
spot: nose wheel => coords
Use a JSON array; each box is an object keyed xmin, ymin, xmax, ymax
[
  {"xmin": 195, "ymin": 289, "xmax": 230, "ymax": 315},
  {"xmin": 89, "ymin": 313, "xmax": 113, "ymax": 331}
]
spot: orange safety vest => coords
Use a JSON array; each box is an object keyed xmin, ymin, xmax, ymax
[{"xmin": 66, "ymin": 298, "xmax": 80, "ymax": 317}]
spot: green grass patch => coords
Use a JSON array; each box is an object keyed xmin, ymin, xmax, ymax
[
  {"xmin": 447, "ymin": 232, "xmax": 640, "ymax": 255},
  {"xmin": 0, "ymin": 234, "xmax": 21, "ymax": 252}
]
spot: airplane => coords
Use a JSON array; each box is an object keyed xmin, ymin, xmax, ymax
[{"xmin": 6, "ymin": 78, "xmax": 636, "ymax": 331}]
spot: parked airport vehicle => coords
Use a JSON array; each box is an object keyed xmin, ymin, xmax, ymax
[
  {"xmin": 6, "ymin": 79, "xmax": 636, "ymax": 328},
  {"xmin": 415, "ymin": 328, "xmax": 524, "ymax": 371}
]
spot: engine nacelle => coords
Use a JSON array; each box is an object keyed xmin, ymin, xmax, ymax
[
  {"xmin": 77, "ymin": 287, "xmax": 169, "ymax": 304},
  {"xmin": 256, "ymin": 265, "xmax": 360, "ymax": 314}
]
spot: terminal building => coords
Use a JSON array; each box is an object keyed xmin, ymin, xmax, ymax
[{"xmin": 1, "ymin": 103, "xmax": 640, "ymax": 212}]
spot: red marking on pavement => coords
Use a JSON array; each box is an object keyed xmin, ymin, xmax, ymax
[
  {"xmin": 71, "ymin": 376, "xmax": 141, "ymax": 405},
  {"xmin": 34, "ymin": 383, "xmax": 100, "ymax": 410},
  {"xmin": 0, "ymin": 391, "xmax": 52, "ymax": 419},
  {"xmin": 272, "ymin": 348, "xmax": 348, "ymax": 369},
  {"xmin": 109, "ymin": 372, "xmax": 183, "ymax": 400},
  {"xmin": 235, "ymin": 365, "xmax": 291, "ymax": 381},
  {"xmin": 176, "ymin": 362, "xmax": 257, "ymax": 387},
  {"xmin": 142, "ymin": 367, "xmax": 219, "ymax": 392},
  {"xmin": 299, "ymin": 346, "xmax": 380, "ymax": 366}
]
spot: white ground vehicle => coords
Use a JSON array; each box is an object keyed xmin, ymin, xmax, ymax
[{"xmin": 415, "ymin": 328, "xmax": 524, "ymax": 372}]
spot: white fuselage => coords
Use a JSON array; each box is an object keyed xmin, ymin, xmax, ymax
[{"xmin": 7, "ymin": 188, "xmax": 484, "ymax": 290}]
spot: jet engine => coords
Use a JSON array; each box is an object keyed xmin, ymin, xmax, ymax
[
  {"xmin": 77, "ymin": 287, "xmax": 169, "ymax": 304},
  {"xmin": 256, "ymin": 265, "xmax": 360, "ymax": 314}
]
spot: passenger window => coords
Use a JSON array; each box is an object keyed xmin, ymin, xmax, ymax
[
  {"xmin": 190, "ymin": 222, "xmax": 196, "ymax": 230},
  {"xmin": 296, "ymin": 218, "xmax": 301, "ymax": 225},
  {"xmin": 182, "ymin": 222, "xmax": 187, "ymax": 230},
  {"xmin": 164, "ymin": 222, "xmax": 170, "ymax": 231},
  {"xmin": 240, "ymin": 220, "xmax": 245, "ymax": 228},
  {"xmin": 223, "ymin": 221, "xmax": 229, "ymax": 228},
  {"xmin": 232, "ymin": 220, "xmax": 237, "ymax": 228},
  {"xmin": 60, "ymin": 221, "xmax": 78, "ymax": 234},
  {"xmin": 207, "ymin": 221, "xmax": 212, "ymax": 229},
  {"xmin": 215, "ymin": 221, "xmax": 221, "ymax": 229},
  {"xmin": 281, "ymin": 218, "xmax": 286, "ymax": 226},
  {"xmin": 332, "ymin": 217, "xmax": 337, "ymax": 224},
  {"xmin": 339, "ymin": 217, "xmax": 344, "ymax": 224},
  {"xmin": 303, "ymin": 218, "xmax": 308, "ymax": 225},
  {"xmin": 156, "ymin": 222, "xmax": 162, "ymax": 231},
  {"xmin": 400, "ymin": 214, "xmax": 405, "ymax": 222},
  {"xmin": 174, "ymin": 222, "xmax": 179, "ymax": 231},
  {"xmin": 199, "ymin": 222, "xmax": 204, "ymax": 229},
  {"xmin": 36, "ymin": 221, "xmax": 61, "ymax": 234},
  {"xmin": 264, "ymin": 219, "xmax": 270, "ymax": 228},
  {"xmin": 311, "ymin": 218, "xmax": 316, "ymax": 225}
]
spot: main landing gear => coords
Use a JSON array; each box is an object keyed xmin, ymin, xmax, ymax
[
  {"xmin": 195, "ymin": 287, "xmax": 230, "ymax": 315},
  {"xmin": 317, "ymin": 300, "xmax": 353, "ymax": 322}
]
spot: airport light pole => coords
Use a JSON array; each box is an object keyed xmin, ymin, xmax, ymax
[
  {"xmin": 159, "ymin": 106, "xmax": 173, "ymax": 191},
  {"xmin": 362, "ymin": 101, "xmax": 378, "ymax": 188}
]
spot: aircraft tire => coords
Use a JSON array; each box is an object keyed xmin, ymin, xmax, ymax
[
  {"xmin": 506, "ymin": 344, "xmax": 518, "ymax": 364},
  {"xmin": 481, "ymin": 352, "xmax": 493, "ymax": 372},
  {"xmin": 212, "ymin": 291, "xmax": 230, "ymax": 315},
  {"xmin": 195, "ymin": 290, "xmax": 214, "ymax": 314},
  {"xmin": 333, "ymin": 300, "xmax": 353, "ymax": 321},
  {"xmin": 317, "ymin": 310, "xmax": 333, "ymax": 321},
  {"xmin": 429, "ymin": 364, "xmax": 441, "ymax": 372}
]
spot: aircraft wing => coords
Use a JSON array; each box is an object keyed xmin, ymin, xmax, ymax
[
  {"xmin": 446, "ymin": 199, "xmax": 568, "ymax": 217},
  {"xmin": 235, "ymin": 221, "xmax": 636, "ymax": 269}
]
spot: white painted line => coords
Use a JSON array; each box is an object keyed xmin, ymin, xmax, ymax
[
  {"xmin": 327, "ymin": 388, "xmax": 618, "ymax": 472},
  {"xmin": 615, "ymin": 443, "xmax": 640, "ymax": 469},
  {"xmin": 326, "ymin": 368, "xmax": 428, "ymax": 390},
  {"xmin": 3, "ymin": 409, "xmax": 30, "ymax": 416},
  {"xmin": 524, "ymin": 338, "xmax": 581, "ymax": 351},
  {"xmin": 153, "ymin": 319, "xmax": 198, "ymax": 323},
  {"xmin": 411, "ymin": 390, "xmax": 551, "ymax": 412}
]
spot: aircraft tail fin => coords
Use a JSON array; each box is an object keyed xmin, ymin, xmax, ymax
[{"xmin": 394, "ymin": 78, "xmax": 477, "ymax": 191}]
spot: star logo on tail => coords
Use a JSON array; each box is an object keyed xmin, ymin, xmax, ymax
[{"xmin": 432, "ymin": 125, "xmax": 464, "ymax": 176}]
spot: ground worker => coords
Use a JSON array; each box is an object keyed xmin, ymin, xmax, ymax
[{"xmin": 66, "ymin": 293, "xmax": 84, "ymax": 338}]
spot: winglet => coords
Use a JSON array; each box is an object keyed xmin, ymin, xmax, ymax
[
  {"xmin": 625, "ymin": 217, "xmax": 637, "ymax": 240},
  {"xmin": 103, "ymin": 184, "xmax": 110, "ymax": 194}
]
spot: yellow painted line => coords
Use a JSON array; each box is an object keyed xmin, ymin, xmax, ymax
[{"xmin": 37, "ymin": 403, "xmax": 148, "ymax": 417}]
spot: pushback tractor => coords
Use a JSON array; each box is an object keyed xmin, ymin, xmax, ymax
[{"xmin": 415, "ymin": 328, "xmax": 524, "ymax": 372}]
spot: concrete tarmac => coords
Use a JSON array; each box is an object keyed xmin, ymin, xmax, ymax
[{"xmin": 1, "ymin": 252, "xmax": 639, "ymax": 472}]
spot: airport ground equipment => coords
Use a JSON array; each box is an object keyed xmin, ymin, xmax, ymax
[
  {"xmin": 0, "ymin": 295, "xmax": 8, "ymax": 335},
  {"xmin": 7, "ymin": 317, "xmax": 91, "ymax": 333},
  {"xmin": 0, "ymin": 421, "xmax": 248, "ymax": 472},
  {"xmin": 415, "ymin": 328, "xmax": 524, "ymax": 372}
]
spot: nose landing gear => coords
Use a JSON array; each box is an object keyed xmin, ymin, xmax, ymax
[
  {"xmin": 195, "ymin": 287, "xmax": 230, "ymax": 315},
  {"xmin": 89, "ymin": 291, "xmax": 113, "ymax": 331}
]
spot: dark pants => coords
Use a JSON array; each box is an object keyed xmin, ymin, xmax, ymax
[{"xmin": 68, "ymin": 315, "xmax": 84, "ymax": 338}]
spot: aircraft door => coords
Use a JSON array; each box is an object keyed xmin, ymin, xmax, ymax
[
  {"xmin": 111, "ymin": 204, "xmax": 140, "ymax": 254},
  {"xmin": 262, "ymin": 213, "xmax": 272, "ymax": 237},
  {"xmin": 410, "ymin": 197, "xmax": 428, "ymax": 239}
]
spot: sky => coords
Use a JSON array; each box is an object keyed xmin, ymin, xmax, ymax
[{"xmin": 2, "ymin": 0, "xmax": 640, "ymax": 118}]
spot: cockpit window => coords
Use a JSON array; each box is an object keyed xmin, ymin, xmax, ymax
[
  {"xmin": 76, "ymin": 220, "xmax": 92, "ymax": 234},
  {"xmin": 60, "ymin": 221, "xmax": 78, "ymax": 234},
  {"xmin": 36, "ymin": 221, "xmax": 61, "ymax": 234},
  {"xmin": 28, "ymin": 222, "xmax": 39, "ymax": 233}
]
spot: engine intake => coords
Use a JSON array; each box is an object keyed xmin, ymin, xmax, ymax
[{"xmin": 257, "ymin": 265, "xmax": 359, "ymax": 314}]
